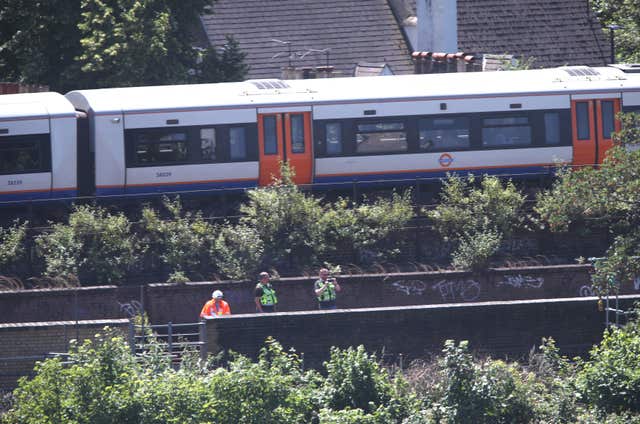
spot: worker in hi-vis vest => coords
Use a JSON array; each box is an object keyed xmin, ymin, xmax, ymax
[
  {"xmin": 254, "ymin": 271, "xmax": 278, "ymax": 313},
  {"xmin": 314, "ymin": 268, "xmax": 341, "ymax": 310},
  {"xmin": 200, "ymin": 290, "xmax": 231, "ymax": 318}
]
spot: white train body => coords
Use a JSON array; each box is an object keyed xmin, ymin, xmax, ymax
[
  {"xmin": 2, "ymin": 65, "xmax": 640, "ymax": 203},
  {"xmin": 0, "ymin": 92, "xmax": 77, "ymax": 202}
]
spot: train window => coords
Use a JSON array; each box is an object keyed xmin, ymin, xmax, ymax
[
  {"xmin": 602, "ymin": 101, "xmax": 615, "ymax": 139},
  {"xmin": 200, "ymin": 128, "xmax": 217, "ymax": 161},
  {"xmin": 355, "ymin": 121, "xmax": 407, "ymax": 154},
  {"xmin": 135, "ymin": 131, "xmax": 188, "ymax": 164},
  {"xmin": 230, "ymin": 127, "xmax": 247, "ymax": 160},
  {"xmin": 325, "ymin": 122, "xmax": 342, "ymax": 155},
  {"xmin": 290, "ymin": 114, "xmax": 305, "ymax": 153},
  {"xmin": 263, "ymin": 116, "xmax": 278, "ymax": 155},
  {"xmin": 481, "ymin": 116, "xmax": 532, "ymax": 147},
  {"xmin": 544, "ymin": 113, "xmax": 561, "ymax": 145},
  {"xmin": 576, "ymin": 102, "xmax": 590, "ymax": 140},
  {"xmin": 418, "ymin": 117, "xmax": 470, "ymax": 151},
  {"xmin": 0, "ymin": 136, "xmax": 48, "ymax": 175}
]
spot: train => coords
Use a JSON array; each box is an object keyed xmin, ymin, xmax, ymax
[{"xmin": 1, "ymin": 64, "xmax": 639, "ymax": 205}]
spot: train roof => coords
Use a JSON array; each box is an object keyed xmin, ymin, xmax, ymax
[
  {"xmin": 0, "ymin": 91, "xmax": 77, "ymax": 120},
  {"xmin": 65, "ymin": 66, "xmax": 640, "ymax": 115}
]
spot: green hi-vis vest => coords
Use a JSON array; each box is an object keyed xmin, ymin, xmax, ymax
[
  {"xmin": 258, "ymin": 283, "xmax": 278, "ymax": 306},
  {"xmin": 315, "ymin": 279, "xmax": 336, "ymax": 302}
]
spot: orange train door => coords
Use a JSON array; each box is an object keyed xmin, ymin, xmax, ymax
[
  {"xmin": 571, "ymin": 96, "xmax": 621, "ymax": 167},
  {"xmin": 257, "ymin": 110, "xmax": 313, "ymax": 186}
]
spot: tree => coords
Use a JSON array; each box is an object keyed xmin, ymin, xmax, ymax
[
  {"xmin": 535, "ymin": 113, "xmax": 640, "ymax": 295},
  {"xmin": 592, "ymin": 0, "xmax": 640, "ymax": 63},
  {"xmin": 0, "ymin": 0, "xmax": 247, "ymax": 91},
  {"xmin": 0, "ymin": 0, "xmax": 84, "ymax": 91},
  {"xmin": 195, "ymin": 35, "xmax": 249, "ymax": 83}
]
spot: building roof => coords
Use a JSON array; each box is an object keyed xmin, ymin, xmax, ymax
[
  {"xmin": 407, "ymin": 0, "xmax": 611, "ymax": 68},
  {"xmin": 200, "ymin": 0, "xmax": 414, "ymax": 79}
]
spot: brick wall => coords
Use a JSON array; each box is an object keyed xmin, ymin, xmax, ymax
[
  {"xmin": 204, "ymin": 295, "xmax": 640, "ymax": 369},
  {"xmin": 2, "ymin": 265, "xmax": 638, "ymax": 324},
  {"xmin": 0, "ymin": 319, "xmax": 129, "ymax": 390},
  {"xmin": 0, "ymin": 285, "xmax": 140, "ymax": 323}
]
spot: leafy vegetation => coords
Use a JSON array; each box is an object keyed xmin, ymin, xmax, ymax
[
  {"xmin": 428, "ymin": 174, "xmax": 525, "ymax": 271},
  {"xmin": 0, "ymin": 0, "xmax": 247, "ymax": 91},
  {"xmin": 593, "ymin": 0, "xmax": 640, "ymax": 63},
  {"xmin": 535, "ymin": 112, "xmax": 640, "ymax": 296},
  {"xmin": 0, "ymin": 220, "xmax": 28, "ymax": 276},
  {"xmin": 6, "ymin": 314, "xmax": 640, "ymax": 422},
  {"xmin": 3, "ymin": 163, "xmax": 412, "ymax": 285},
  {"xmin": 35, "ymin": 205, "xmax": 136, "ymax": 284}
]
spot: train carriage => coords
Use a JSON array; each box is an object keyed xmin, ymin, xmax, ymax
[
  {"xmin": 2, "ymin": 65, "xmax": 640, "ymax": 205},
  {"xmin": 0, "ymin": 92, "xmax": 77, "ymax": 202}
]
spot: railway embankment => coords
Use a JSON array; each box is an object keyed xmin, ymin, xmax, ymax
[{"xmin": 1, "ymin": 264, "xmax": 637, "ymax": 390}]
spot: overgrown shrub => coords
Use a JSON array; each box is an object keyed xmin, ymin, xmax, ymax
[
  {"xmin": 577, "ymin": 317, "xmax": 640, "ymax": 415},
  {"xmin": 212, "ymin": 223, "xmax": 264, "ymax": 280},
  {"xmin": 321, "ymin": 192, "xmax": 413, "ymax": 263},
  {"xmin": 451, "ymin": 230, "xmax": 502, "ymax": 271},
  {"xmin": 320, "ymin": 345, "xmax": 417, "ymax": 422},
  {"xmin": 428, "ymin": 175, "xmax": 525, "ymax": 270},
  {"xmin": 240, "ymin": 164, "xmax": 326, "ymax": 268},
  {"xmin": 35, "ymin": 205, "xmax": 135, "ymax": 284},
  {"xmin": 0, "ymin": 220, "xmax": 28, "ymax": 276},
  {"xmin": 423, "ymin": 340, "xmax": 537, "ymax": 424},
  {"xmin": 138, "ymin": 197, "xmax": 214, "ymax": 281}
]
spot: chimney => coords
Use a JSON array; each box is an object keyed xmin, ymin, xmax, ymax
[{"xmin": 417, "ymin": 0, "xmax": 458, "ymax": 53}]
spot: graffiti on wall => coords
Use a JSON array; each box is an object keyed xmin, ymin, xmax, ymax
[
  {"xmin": 497, "ymin": 275, "xmax": 544, "ymax": 289},
  {"xmin": 389, "ymin": 278, "xmax": 481, "ymax": 302},
  {"xmin": 391, "ymin": 280, "xmax": 428, "ymax": 296}
]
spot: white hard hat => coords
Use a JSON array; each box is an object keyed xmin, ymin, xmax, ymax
[{"xmin": 212, "ymin": 290, "xmax": 223, "ymax": 299}]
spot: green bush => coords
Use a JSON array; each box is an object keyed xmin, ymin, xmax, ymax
[
  {"xmin": 212, "ymin": 223, "xmax": 264, "ymax": 280},
  {"xmin": 577, "ymin": 319, "xmax": 640, "ymax": 415},
  {"xmin": 240, "ymin": 164, "xmax": 326, "ymax": 268},
  {"xmin": 35, "ymin": 205, "xmax": 135, "ymax": 284},
  {"xmin": 451, "ymin": 230, "xmax": 502, "ymax": 271},
  {"xmin": 428, "ymin": 175, "xmax": 525, "ymax": 270},
  {"xmin": 321, "ymin": 192, "xmax": 413, "ymax": 263},
  {"xmin": 3, "ymin": 329, "xmax": 141, "ymax": 424},
  {"xmin": 138, "ymin": 197, "xmax": 214, "ymax": 281},
  {"xmin": 424, "ymin": 340, "xmax": 537, "ymax": 424},
  {"xmin": 0, "ymin": 220, "xmax": 28, "ymax": 276}
]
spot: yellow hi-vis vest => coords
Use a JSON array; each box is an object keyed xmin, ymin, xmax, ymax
[{"xmin": 258, "ymin": 283, "xmax": 277, "ymax": 306}]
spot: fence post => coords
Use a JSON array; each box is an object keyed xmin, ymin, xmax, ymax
[
  {"xmin": 128, "ymin": 321, "xmax": 135, "ymax": 355},
  {"xmin": 168, "ymin": 322, "xmax": 173, "ymax": 356},
  {"xmin": 199, "ymin": 320, "xmax": 207, "ymax": 362}
]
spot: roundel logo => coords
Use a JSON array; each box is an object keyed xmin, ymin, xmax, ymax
[{"xmin": 438, "ymin": 153, "xmax": 453, "ymax": 167}]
